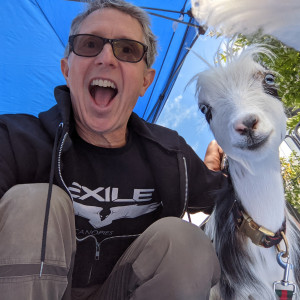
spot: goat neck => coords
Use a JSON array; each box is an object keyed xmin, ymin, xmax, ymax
[{"xmin": 227, "ymin": 152, "xmax": 285, "ymax": 233}]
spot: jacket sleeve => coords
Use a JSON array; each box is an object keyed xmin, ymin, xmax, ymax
[
  {"xmin": 180, "ymin": 138, "xmax": 228, "ymax": 214},
  {"xmin": 0, "ymin": 120, "xmax": 18, "ymax": 198},
  {"xmin": 0, "ymin": 115, "xmax": 52, "ymax": 199}
]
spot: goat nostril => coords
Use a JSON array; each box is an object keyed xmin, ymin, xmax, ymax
[
  {"xmin": 235, "ymin": 124, "xmax": 249, "ymax": 135},
  {"xmin": 243, "ymin": 115, "xmax": 258, "ymax": 130},
  {"xmin": 234, "ymin": 115, "xmax": 259, "ymax": 135}
]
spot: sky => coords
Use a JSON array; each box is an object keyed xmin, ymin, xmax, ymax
[
  {"xmin": 157, "ymin": 34, "xmax": 223, "ymax": 160},
  {"xmin": 156, "ymin": 34, "xmax": 224, "ymax": 225}
]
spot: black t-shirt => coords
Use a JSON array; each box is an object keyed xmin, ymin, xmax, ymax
[{"xmin": 62, "ymin": 130, "xmax": 162, "ymax": 287}]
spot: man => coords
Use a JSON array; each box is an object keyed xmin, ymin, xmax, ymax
[{"xmin": 0, "ymin": 0, "xmax": 226, "ymax": 299}]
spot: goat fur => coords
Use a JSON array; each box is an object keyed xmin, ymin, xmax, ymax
[
  {"xmin": 191, "ymin": 0, "xmax": 300, "ymax": 51},
  {"xmin": 194, "ymin": 45, "xmax": 300, "ymax": 299}
]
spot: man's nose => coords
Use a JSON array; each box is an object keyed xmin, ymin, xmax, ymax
[{"xmin": 94, "ymin": 43, "xmax": 117, "ymax": 65}]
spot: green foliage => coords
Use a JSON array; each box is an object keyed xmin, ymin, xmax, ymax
[
  {"xmin": 224, "ymin": 34, "xmax": 300, "ymax": 133},
  {"xmin": 280, "ymin": 152, "xmax": 300, "ymax": 214}
]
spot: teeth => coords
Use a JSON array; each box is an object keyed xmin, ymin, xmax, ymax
[{"xmin": 91, "ymin": 79, "xmax": 116, "ymax": 89}]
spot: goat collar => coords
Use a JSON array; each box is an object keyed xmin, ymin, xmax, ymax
[{"xmin": 232, "ymin": 200, "xmax": 286, "ymax": 248}]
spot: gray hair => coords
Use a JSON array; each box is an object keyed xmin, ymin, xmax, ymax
[{"xmin": 64, "ymin": 0, "xmax": 157, "ymax": 68}]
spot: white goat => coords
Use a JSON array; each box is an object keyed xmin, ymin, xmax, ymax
[{"xmin": 193, "ymin": 46, "xmax": 300, "ymax": 299}]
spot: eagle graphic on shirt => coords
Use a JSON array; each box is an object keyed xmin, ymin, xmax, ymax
[{"xmin": 68, "ymin": 182, "xmax": 160, "ymax": 229}]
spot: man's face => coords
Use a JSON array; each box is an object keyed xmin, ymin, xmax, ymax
[{"xmin": 61, "ymin": 8, "xmax": 155, "ymax": 147}]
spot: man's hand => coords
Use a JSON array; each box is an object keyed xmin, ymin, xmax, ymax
[{"xmin": 204, "ymin": 140, "xmax": 224, "ymax": 171}]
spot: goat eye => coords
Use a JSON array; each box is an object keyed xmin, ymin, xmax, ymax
[
  {"xmin": 263, "ymin": 73, "xmax": 281, "ymax": 100},
  {"xmin": 264, "ymin": 73, "xmax": 275, "ymax": 86},
  {"xmin": 199, "ymin": 104, "xmax": 209, "ymax": 114},
  {"xmin": 199, "ymin": 104, "xmax": 212, "ymax": 123}
]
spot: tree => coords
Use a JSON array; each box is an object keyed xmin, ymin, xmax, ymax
[{"xmin": 280, "ymin": 152, "xmax": 300, "ymax": 215}]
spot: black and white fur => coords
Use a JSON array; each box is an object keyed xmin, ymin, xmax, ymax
[{"xmin": 193, "ymin": 46, "xmax": 300, "ymax": 299}]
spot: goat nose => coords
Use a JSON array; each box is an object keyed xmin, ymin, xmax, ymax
[{"xmin": 234, "ymin": 115, "xmax": 259, "ymax": 135}]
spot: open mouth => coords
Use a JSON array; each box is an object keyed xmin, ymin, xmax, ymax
[{"xmin": 89, "ymin": 79, "xmax": 118, "ymax": 108}]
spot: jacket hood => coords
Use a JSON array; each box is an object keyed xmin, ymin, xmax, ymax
[{"xmin": 38, "ymin": 86, "xmax": 72, "ymax": 136}]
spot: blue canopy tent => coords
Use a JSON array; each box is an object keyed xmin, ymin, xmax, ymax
[{"xmin": 0, "ymin": 0, "xmax": 203, "ymax": 123}]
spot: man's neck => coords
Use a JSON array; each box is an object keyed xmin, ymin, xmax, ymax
[{"xmin": 76, "ymin": 126, "xmax": 128, "ymax": 148}]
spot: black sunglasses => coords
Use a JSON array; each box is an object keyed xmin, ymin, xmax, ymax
[{"xmin": 69, "ymin": 34, "xmax": 148, "ymax": 64}]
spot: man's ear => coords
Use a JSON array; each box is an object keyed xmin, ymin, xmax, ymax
[
  {"xmin": 140, "ymin": 68, "xmax": 155, "ymax": 97},
  {"xmin": 61, "ymin": 58, "xmax": 70, "ymax": 86}
]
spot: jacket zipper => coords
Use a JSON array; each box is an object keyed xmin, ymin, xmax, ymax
[
  {"xmin": 77, "ymin": 234, "xmax": 140, "ymax": 260},
  {"xmin": 55, "ymin": 124, "xmax": 140, "ymax": 261},
  {"xmin": 180, "ymin": 155, "xmax": 189, "ymax": 218},
  {"xmin": 76, "ymin": 234, "xmax": 139, "ymax": 284},
  {"xmin": 56, "ymin": 127, "xmax": 73, "ymax": 201},
  {"xmin": 76, "ymin": 235, "xmax": 100, "ymax": 260},
  {"xmin": 95, "ymin": 241, "xmax": 100, "ymax": 260}
]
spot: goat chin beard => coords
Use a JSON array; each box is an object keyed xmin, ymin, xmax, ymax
[
  {"xmin": 226, "ymin": 144, "xmax": 277, "ymax": 174},
  {"xmin": 227, "ymin": 155, "xmax": 255, "ymax": 175}
]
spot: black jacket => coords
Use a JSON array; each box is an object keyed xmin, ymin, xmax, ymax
[
  {"xmin": 0, "ymin": 85, "xmax": 227, "ymax": 286},
  {"xmin": 0, "ymin": 85, "xmax": 225, "ymax": 217}
]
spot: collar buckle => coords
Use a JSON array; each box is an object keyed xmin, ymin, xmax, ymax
[
  {"xmin": 233, "ymin": 200, "xmax": 286, "ymax": 248},
  {"xmin": 239, "ymin": 211, "xmax": 275, "ymax": 246}
]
